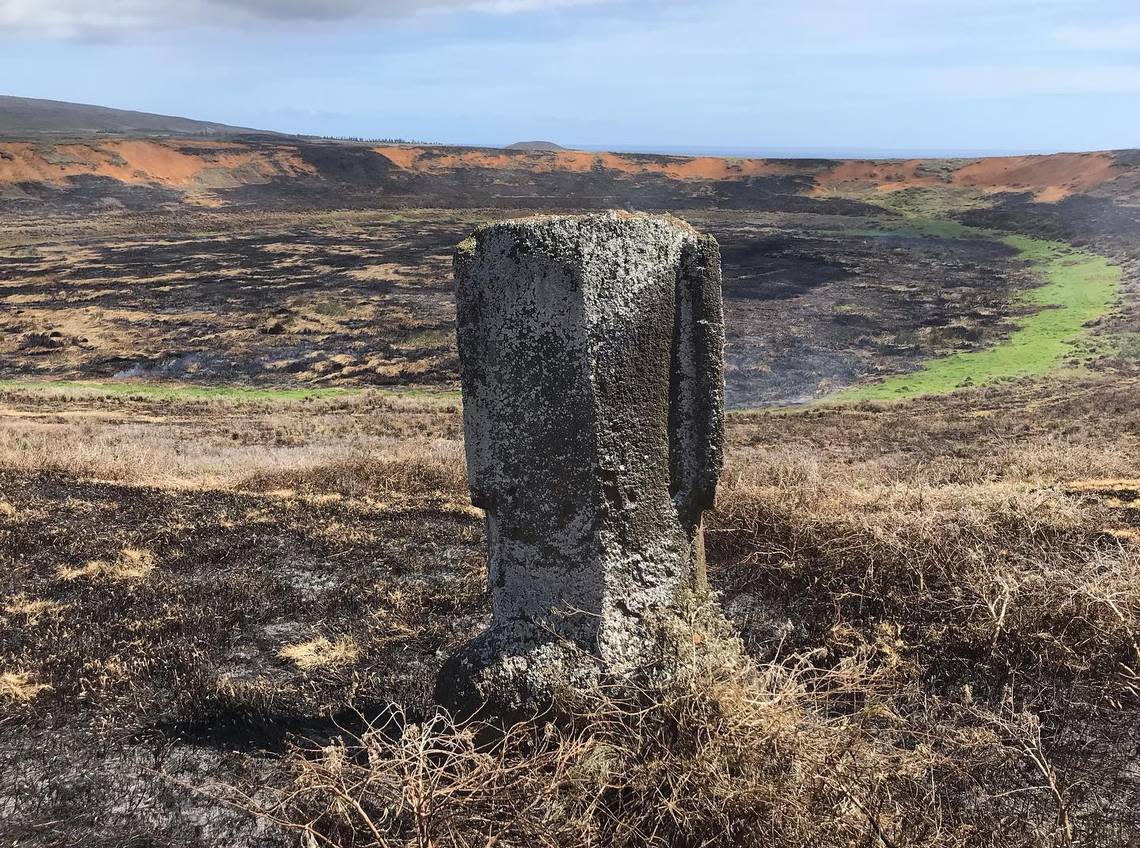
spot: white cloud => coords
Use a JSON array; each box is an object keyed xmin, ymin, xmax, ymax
[{"xmin": 0, "ymin": 0, "xmax": 616, "ymax": 37}]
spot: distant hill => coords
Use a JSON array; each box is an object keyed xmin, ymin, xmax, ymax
[
  {"xmin": 0, "ymin": 95, "xmax": 276, "ymax": 138},
  {"xmin": 506, "ymin": 140, "xmax": 566, "ymax": 151},
  {"xmin": 1, "ymin": 130, "xmax": 1137, "ymax": 256}
]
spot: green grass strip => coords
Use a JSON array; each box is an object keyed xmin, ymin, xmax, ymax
[
  {"xmin": 0, "ymin": 379, "xmax": 460, "ymax": 403},
  {"xmin": 0, "ymin": 379, "xmax": 359, "ymax": 401},
  {"xmin": 833, "ymin": 230, "xmax": 1121, "ymax": 402}
]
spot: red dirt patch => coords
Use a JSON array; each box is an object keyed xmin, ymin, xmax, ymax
[
  {"xmin": 810, "ymin": 160, "xmax": 943, "ymax": 195},
  {"xmin": 2, "ymin": 139, "xmax": 1128, "ymax": 206},
  {"xmin": 811, "ymin": 152, "xmax": 1125, "ymax": 202},
  {"xmin": 951, "ymin": 153, "xmax": 1123, "ymax": 201},
  {"xmin": 372, "ymin": 146, "xmax": 804, "ymax": 181},
  {"xmin": 0, "ymin": 139, "xmax": 317, "ymax": 190}
]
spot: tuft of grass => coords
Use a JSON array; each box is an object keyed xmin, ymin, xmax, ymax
[
  {"xmin": 58, "ymin": 548, "xmax": 155, "ymax": 582},
  {"xmin": 256, "ymin": 656, "xmax": 1089, "ymax": 848},
  {"xmin": 0, "ymin": 671, "xmax": 51, "ymax": 703},
  {"xmin": 2, "ymin": 595, "xmax": 64, "ymax": 624},
  {"xmin": 279, "ymin": 636, "xmax": 360, "ymax": 672},
  {"xmin": 311, "ymin": 300, "xmax": 350, "ymax": 318}
]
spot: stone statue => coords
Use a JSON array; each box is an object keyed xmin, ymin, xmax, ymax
[{"xmin": 436, "ymin": 211, "xmax": 738, "ymax": 719}]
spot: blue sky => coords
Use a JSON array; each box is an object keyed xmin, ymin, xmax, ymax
[{"xmin": 0, "ymin": 0, "xmax": 1137, "ymax": 154}]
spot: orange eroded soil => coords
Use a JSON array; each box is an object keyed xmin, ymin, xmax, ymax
[
  {"xmin": 811, "ymin": 152, "xmax": 1125, "ymax": 202},
  {"xmin": 0, "ymin": 139, "xmax": 316, "ymax": 188},
  {"xmin": 0, "ymin": 139, "xmax": 1128, "ymax": 204},
  {"xmin": 810, "ymin": 159, "xmax": 944, "ymax": 194},
  {"xmin": 372, "ymin": 146, "xmax": 1126, "ymax": 200},
  {"xmin": 372, "ymin": 146, "xmax": 806, "ymax": 180},
  {"xmin": 951, "ymin": 153, "xmax": 1123, "ymax": 200}
]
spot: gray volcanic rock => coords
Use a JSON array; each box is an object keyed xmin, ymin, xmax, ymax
[{"xmin": 436, "ymin": 211, "xmax": 740, "ymax": 719}]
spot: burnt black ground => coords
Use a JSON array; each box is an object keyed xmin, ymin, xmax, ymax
[
  {"xmin": 0, "ymin": 209, "xmax": 1034, "ymax": 406},
  {"xmin": 1, "ymin": 380, "xmax": 1138, "ymax": 846},
  {"xmin": 4, "ymin": 140, "xmax": 1138, "ymax": 405},
  {"xmin": 0, "ymin": 467, "xmax": 484, "ymax": 846}
]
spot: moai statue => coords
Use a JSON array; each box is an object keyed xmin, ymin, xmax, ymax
[{"xmin": 436, "ymin": 212, "xmax": 739, "ymax": 719}]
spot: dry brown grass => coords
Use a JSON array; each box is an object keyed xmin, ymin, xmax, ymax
[
  {"xmin": 255, "ymin": 651, "xmax": 1088, "ymax": 848},
  {"xmin": 1, "ymin": 377, "xmax": 1137, "ymax": 846},
  {"xmin": 279, "ymin": 636, "xmax": 361, "ymax": 672},
  {"xmin": 0, "ymin": 389, "xmax": 463, "ymax": 488},
  {"xmin": 57, "ymin": 547, "xmax": 156, "ymax": 582},
  {"xmin": 0, "ymin": 670, "xmax": 51, "ymax": 703},
  {"xmin": 2, "ymin": 594, "xmax": 64, "ymax": 624}
]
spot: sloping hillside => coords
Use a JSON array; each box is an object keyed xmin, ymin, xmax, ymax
[
  {"xmin": 0, "ymin": 138, "xmax": 316, "ymax": 206},
  {"xmin": 2, "ymin": 137, "xmax": 1138, "ymax": 225},
  {"xmin": 0, "ymin": 95, "xmax": 272, "ymax": 138}
]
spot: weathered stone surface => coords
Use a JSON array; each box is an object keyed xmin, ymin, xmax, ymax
[{"xmin": 436, "ymin": 211, "xmax": 737, "ymax": 718}]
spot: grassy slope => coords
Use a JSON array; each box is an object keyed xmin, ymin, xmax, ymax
[
  {"xmin": 832, "ymin": 223, "xmax": 1122, "ymax": 402},
  {"xmin": 0, "ymin": 379, "xmax": 353, "ymax": 401},
  {"xmin": 0, "ymin": 379, "xmax": 461, "ymax": 403}
]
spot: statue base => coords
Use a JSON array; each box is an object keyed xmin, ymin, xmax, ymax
[{"xmin": 434, "ymin": 589, "xmax": 746, "ymax": 725}]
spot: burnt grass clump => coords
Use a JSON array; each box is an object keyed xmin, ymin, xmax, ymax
[{"xmin": 0, "ymin": 379, "xmax": 1137, "ymax": 846}]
